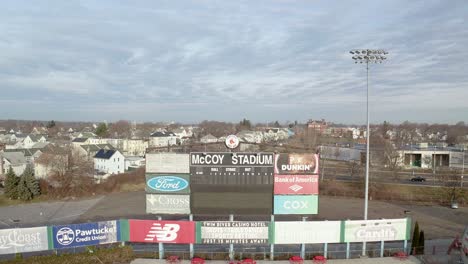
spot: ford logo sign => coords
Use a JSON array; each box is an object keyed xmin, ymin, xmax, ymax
[{"xmin": 147, "ymin": 176, "xmax": 189, "ymax": 192}]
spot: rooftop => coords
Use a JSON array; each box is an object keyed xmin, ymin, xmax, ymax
[{"xmin": 94, "ymin": 149, "xmax": 118, "ymax": 159}]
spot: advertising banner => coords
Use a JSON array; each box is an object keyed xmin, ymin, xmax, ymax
[
  {"xmin": 274, "ymin": 195, "xmax": 318, "ymax": 215},
  {"xmin": 145, "ymin": 174, "xmax": 190, "ymax": 194},
  {"xmin": 274, "ymin": 175, "xmax": 319, "ymax": 195},
  {"xmin": 344, "ymin": 218, "xmax": 410, "ymax": 242},
  {"xmin": 0, "ymin": 227, "xmax": 48, "ymax": 254},
  {"xmin": 52, "ymin": 221, "xmax": 120, "ymax": 249},
  {"xmin": 146, "ymin": 153, "xmax": 190, "ymax": 174},
  {"xmin": 198, "ymin": 221, "xmax": 269, "ymax": 244},
  {"xmin": 274, "ymin": 154, "xmax": 319, "ymax": 175},
  {"xmin": 190, "ymin": 152, "xmax": 274, "ymax": 184},
  {"xmin": 146, "ymin": 194, "xmax": 190, "ymax": 214},
  {"xmin": 128, "ymin": 220, "xmax": 195, "ymax": 244},
  {"xmin": 273, "ymin": 221, "xmax": 341, "ymax": 244}
]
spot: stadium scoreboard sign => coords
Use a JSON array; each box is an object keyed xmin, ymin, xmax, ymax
[{"xmin": 190, "ymin": 152, "xmax": 274, "ymax": 176}]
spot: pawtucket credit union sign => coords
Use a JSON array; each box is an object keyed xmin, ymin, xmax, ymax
[
  {"xmin": 274, "ymin": 154, "xmax": 319, "ymax": 175},
  {"xmin": 128, "ymin": 220, "xmax": 195, "ymax": 244}
]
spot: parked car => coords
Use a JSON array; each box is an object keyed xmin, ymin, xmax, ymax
[{"xmin": 410, "ymin": 176, "xmax": 426, "ymax": 182}]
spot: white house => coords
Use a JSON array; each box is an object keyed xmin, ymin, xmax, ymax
[
  {"xmin": 75, "ymin": 143, "xmax": 116, "ymax": 160},
  {"xmin": 93, "ymin": 149, "xmax": 125, "ymax": 175},
  {"xmin": 124, "ymin": 156, "xmax": 145, "ymax": 171},
  {"xmin": 236, "ymin": 130, "xmax": 263, "ymax": 143},
  {"xmin": 149, "ymin": 131, "xmax": 177, "ymax": 147},
  {"xmin": 0, "ymin": 152, "xmax": 27, "ymax": 176},
  {"xmin": 200, "ymin": 134, "xmax": 218, "ymax": 144},
  {"xmin": 23, "ymin": 135, "xmax": 48, "ymax": 149},
  {"xmin": 120, "ymin": 139, "xmax": 148, "ymax": 156}
]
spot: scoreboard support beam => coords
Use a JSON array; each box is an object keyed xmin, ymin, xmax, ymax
[
  {"xmin": 190, "ymin": 214, "xmax": 194, "ymax": 259},
  {"xmin": 158, "ymin": 216, "xmax": 164, "ymax": 259},
  {"xmin": 270, "ymin": 214, "xmax": 274, "ymax": 261},
  {"xmin": 229, "ymin": 214, "xmax": 234, "ymax": 260}
]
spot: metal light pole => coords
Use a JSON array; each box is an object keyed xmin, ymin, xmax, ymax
[
  {"xmin": 462, "ymin": 147, "xmax": 465, "ymax": 188},
  {"xmin": 350, "ymin": 49, "xmax": 388, "ymax": 256}
]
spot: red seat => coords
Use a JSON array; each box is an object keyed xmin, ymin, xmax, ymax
[
  {"xmin": 393, "ymin": 252, "xmax": 408, "ymax": 261},
  {"xmin": 289, "ymin": 256, "xmax": 304, "ymax": 264},
  {"xmin": 241, "ymin": 258, "xmax": 256, "ymax": 264},
  {"xmin": 167, "ymin": 256, "xmax": 181, "ymax": 264},
  {"xmin": 191, "ymin": 257, "xmax": 205, "ymax": 264},
  {"xmin": 313, "ymin": 255, "xmax": 327, "ymax": 264}
]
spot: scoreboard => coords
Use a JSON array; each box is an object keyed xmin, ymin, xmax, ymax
[{"xmin": 190, "ymin": 152, "xmax": 274, "ymax": 185}]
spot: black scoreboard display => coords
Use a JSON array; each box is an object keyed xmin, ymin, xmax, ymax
[{"xmin": 190, "ymin": 152, "xmax": 274, "ymax": 214}]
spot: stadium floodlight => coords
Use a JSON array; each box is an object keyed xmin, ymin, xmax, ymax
[{"xmin": 350, "ymin": 49, "xmax": 389, "ymax": 257}]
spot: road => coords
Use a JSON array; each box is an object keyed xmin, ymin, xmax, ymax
[{"xmin": 0, "ymin": 191, "xmax": 466, "ymax": 240}]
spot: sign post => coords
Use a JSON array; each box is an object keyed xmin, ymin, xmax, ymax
[
  {"xmin": 229, "ymin": 214, "xmax": 234, "ymax": 261},
  {"xmin": 189, "ymin": 214, "xmax": 194, "ymax": 259},
  {"xmin": 324, "ymin": 243, "xmax": 328, "ymax": 259},
  {"xmin": 270, "ymin": 215, "xmax": 274, "ymax": 261},
  {"xmin": 380, "ymin": 241, "xmax": 384, "ymax": 257},
  {"xmin": 300, "ymin": 217, "xmax": 306, "ymax": 259},
  {"xmin": 158, "ymin": 216, "xmax": 163, "ymax": 260}
]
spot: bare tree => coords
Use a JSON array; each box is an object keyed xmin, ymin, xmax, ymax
[{"xmin": 109, "ymin": 120, "xmax": 131, "ymax": 138}]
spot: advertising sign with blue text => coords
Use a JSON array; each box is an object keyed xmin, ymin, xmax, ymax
[
  {"xmin": 274, "ymin": 195, "xmax": 318, "ymax": 214},
  {"xmin": 145, "ymin": 174, "xmax": 190, "ymax": 194},
  {"xmin": 52, "ymin": 221, "xmax": 120, "ymax": 249},
  {"xmin": 0, "ymin": 227, "xmax": 48, "ymax": 254}
]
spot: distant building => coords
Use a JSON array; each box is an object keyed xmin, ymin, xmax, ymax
[
  {"xmin": 93, "ymin": 149, "xmax": 125, "ymax": 175},
  {"xmin": 307, "ymin": 119, "xmax": 328, "ymax": 134},
  {"xmin": 200, "ymin": 134, "xmax": 218, "ymax": 144},
  {"xmin": 149, "ymin": 131, "xmax": 177, "ymax": 147},
  {"xmin": 124, "ymin": 156, "xmax": 145, "ymax": 171}
]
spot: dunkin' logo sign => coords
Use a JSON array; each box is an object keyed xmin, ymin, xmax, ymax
[{"xmin": 129, "ymin": 220, "xmax": 195, "ymax": 244}]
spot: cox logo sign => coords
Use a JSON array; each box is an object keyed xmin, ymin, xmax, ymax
[
  {"xmin": 147, "ymin": 176, "xmax": 189, "ymax": 192},
  {"xmin": 284, "ymin": 200, "xmax": 308, "ymax": 209},
  {"xmin": 274, "ymin": 195, "xmax": 318, "ymax": 214}
]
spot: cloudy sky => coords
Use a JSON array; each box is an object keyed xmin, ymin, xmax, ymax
[{"xmin": 1, "ymin": 0, "xmax": 467, "ymax": 124}]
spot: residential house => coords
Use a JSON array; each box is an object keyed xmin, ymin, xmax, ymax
[
  {"xmin": 120, "ymin": 139, "xmax": 148, "ymax": 156},
  {"xmin": 75, "ymin": 144, "xmax": 116, "ymax": 160},
  {"xmin": 34, "ymin": 147, "xmax": 68, "ymax": 179},
  {"xmin": 236, "ymin": 130, "xmax": 263, "ymax": 144},
  {"xmin": 3, "ymin": 148, "xmax": 43, "ymax": 165},
  {"xmin": 0, "ymin": 151, "xmax": 27, "ymax": 176},
  {"xmin": 200, "ymin": 134, "xmax": 218, "ymax": 144},
  {"xmin": 124, "ymin": 156, "xmax": 145, "ymax": 171},
  {"xmin": 262, "ymin": 128, "xmax": 290, "ymax": 142},
  {"xmin": 31, "ymin": 127, "xmax": 48, "ymax": 135},
  {"xmin": 23, "ymin": 134, "xmax": 48, "ymax": 149},
  {"xmin": 72, "ymin": 137, "xmax": 90, "ymax": 144},
  {"xmin": 149, "ymin": 131, "xmax": 177, "ymax": 147},
  {"xmin": 94, "ymin": 149, "xmax": 125, "ymax": 175}
]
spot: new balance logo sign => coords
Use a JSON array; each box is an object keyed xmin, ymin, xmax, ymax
[
  {"xmin": 289, "ymin": 184, "xmax": 303, "ymax": 192},
  {"xmin": 144, "ymin": 223, "xmax": 180, "ymax": 242}
]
